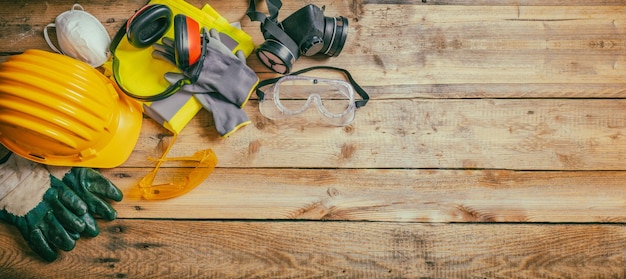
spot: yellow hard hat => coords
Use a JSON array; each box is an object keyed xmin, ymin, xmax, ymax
[{"xmin": 0, "ymin": 49, "xmax": 143, "ymax": 168}]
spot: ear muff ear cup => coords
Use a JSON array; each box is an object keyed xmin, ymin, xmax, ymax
[
  {"xmin": 173, "ymin": 14, "xmax": 201, "ymax": 69},
  {"xmin": 126, "ymin": 4, "xmax": 173, "ymax": 48}
]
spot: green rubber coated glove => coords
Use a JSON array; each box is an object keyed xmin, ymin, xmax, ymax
[
  {"xmin": 0, "ymin": 153, "xmax": 97, "ymax": 261},
  {"xmin": 50, "ymin": 175, "xmax": 99, "ymax": 237},
  {"xmin": 152, "ymin": 27, "xmax": 259, "ymax": 108},
  {"xmin": 0, "ymin": 188, "xmax": 80, "ymax": 262},
  {"xmin": 60, "ymin": 168, "xmax": 123, "ymax": 221}
]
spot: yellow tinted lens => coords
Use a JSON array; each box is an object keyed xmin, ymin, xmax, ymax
[{"xmin": 136, "ymin": 134, "xmax": 217, "ymax": 200}]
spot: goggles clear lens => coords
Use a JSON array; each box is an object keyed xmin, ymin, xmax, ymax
[{"xmin": 259, "ymin": 75, "xmax": 356, "ymax": 126}]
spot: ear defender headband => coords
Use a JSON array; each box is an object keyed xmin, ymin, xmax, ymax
[{"xmin": 109, "ymin": 5, "xmax": 204, "ymax": 101}]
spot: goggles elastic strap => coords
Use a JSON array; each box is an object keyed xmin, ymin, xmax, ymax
[{"xmin": 256, "ymin": 66, "xmax": 369, "ymax": 108}]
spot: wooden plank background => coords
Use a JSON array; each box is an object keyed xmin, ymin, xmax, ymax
[{"xmin": 1, "ymin": 0, "xmax": 626, "ymax": 277}]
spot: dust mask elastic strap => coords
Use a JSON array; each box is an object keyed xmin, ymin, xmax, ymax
[{"xmin": 43, "ymin": 4, "xmax": 111, "ymax": 67}]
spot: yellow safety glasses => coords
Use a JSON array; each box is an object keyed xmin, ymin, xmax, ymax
[{"xmin": 136, "ymin": 134, "xmax": 217, "ymax": 200}]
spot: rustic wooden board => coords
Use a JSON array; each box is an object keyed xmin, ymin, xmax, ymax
[
  {"xmin": 1, "ymin": 0, "xmax": 625, "ymax": 277},
  {"xmin": 105, "ymin": 168, "xmax": 626, "ymax": 223},
  {"xmin": 122, "ymin": 99, "xmax": 626, "ymax": 170},
  {"xmin": 1, "ymin": 221, "xmax": 625, "ymax": 278},
  {"xmin": 2, "ymin": 2, "xmax": 625, "ymax": 86}
]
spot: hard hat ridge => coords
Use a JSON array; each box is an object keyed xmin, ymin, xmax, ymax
[{"xmin": 0, "ymin": 49, "xmax": 143, "ymax": 168}]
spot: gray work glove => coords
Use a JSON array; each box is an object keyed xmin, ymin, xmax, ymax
[
  {"xmin": 153, "ymin": 28, "xmax": 259, "ymax": 107},
  {"xmin": 163, "ymin": 74, "xmax": 251, "ymax": 137},
  {"xmin": 153, "ymin": 28, "xmax": 257, "ymax": 137}
]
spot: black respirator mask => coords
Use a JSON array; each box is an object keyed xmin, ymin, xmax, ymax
[{"xmin": 247, "ymin": 0, "xmax": 348, "ymax": 74}]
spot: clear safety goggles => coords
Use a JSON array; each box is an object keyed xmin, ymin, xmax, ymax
[{"xmin": 256, "ymin": 66, "xmax": 369, "ymax": 126}]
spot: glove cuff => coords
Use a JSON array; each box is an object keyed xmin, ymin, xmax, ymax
[
  {"xmin": 45, "ymin": 166, "xmax": 72, "ymax": 180},
  {"xmin": 0, "ymin": 155, "xmax": 50, "ymax": 216}
]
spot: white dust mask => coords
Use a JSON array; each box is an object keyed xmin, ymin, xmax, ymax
[{"xmin": 44, "ymin": 4, "xmax": 111, "ymax": 67}]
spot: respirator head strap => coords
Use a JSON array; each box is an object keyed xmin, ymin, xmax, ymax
[
  {"xmin": 247, "ymin": 0, "xmax": 282, "ymax": 22},
  {"xmin": 247, "ymin": 0, "xmax": 300, "ymax": 74}
]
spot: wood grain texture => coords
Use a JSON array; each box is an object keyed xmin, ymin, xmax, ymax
[
  {"xmin": 2, "ymin": 2, "xmax": 626, "ymax": 86},
  {"xmin": 105, "ymin": 168, "xmax": 626, "ymax": 223},
  {"xmin": 1, "ymin": 221, "xmax": 625, "ymax": 278},
  {"xmin": 0, "ymin": 0, "xmax": 625, "ymax": 276},
  {"xmin": 365, "ymin": 0, "xmax": 626, "ymax": 5},
  {"xmin": 122, "ymin": 99, "xmax": 626, "ymax": 170}
]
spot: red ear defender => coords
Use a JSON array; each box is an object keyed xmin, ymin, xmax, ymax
[
  {"xmin": 173, "ymin": 14, "xmax": 202, "ymax": 69},
  {"xmin": 108, "ymin": 7, "xmax": 205, "ymax": 102}
]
